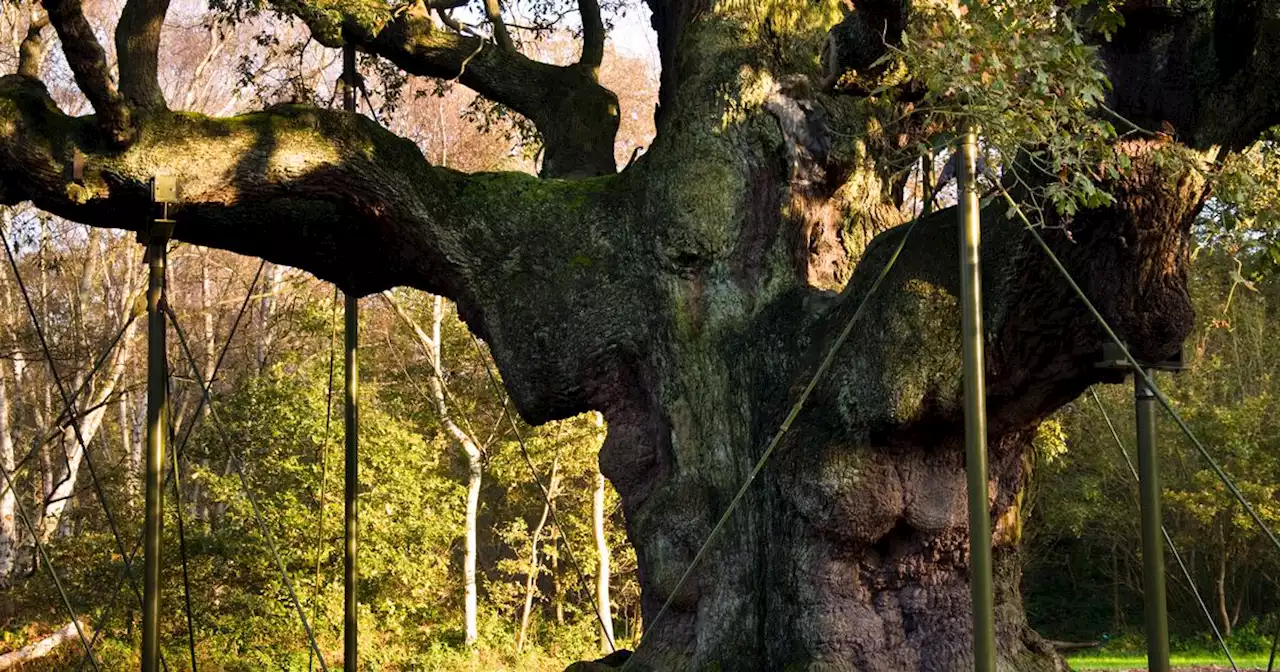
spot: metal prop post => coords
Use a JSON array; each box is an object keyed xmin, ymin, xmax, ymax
[
  {"xmin": 1136, "ymin": 372, "xmax": 1171, "ymax": 672},
  {"xmin": 142, "ymin": 176, "xmax": 177, "ymax": 672},
  {"xmin": 342, "ymin": 42, "xmax": 360, "ymax": 672},
  {"xmin": 958, "ymin": 125, "xmax": 997, "ymax": 672}
]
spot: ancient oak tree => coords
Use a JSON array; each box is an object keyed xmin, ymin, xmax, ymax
[{"xmin": 2, "ymin": 0, "xmax": 1278, "ymax": 669}]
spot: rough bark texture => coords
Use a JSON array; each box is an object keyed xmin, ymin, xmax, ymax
[{"xmin": 2, "ymin": 0, "xmax": 1279, "ymax": 669}]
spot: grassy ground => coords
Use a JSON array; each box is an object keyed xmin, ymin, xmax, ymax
[{"xmin": 1069, "ymin": 652, "xmax": 1274, "ymax": 670}]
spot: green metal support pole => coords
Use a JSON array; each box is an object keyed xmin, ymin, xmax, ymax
[
  {"xmin": 958, "ymin": 125, "xmax": 997, "ymax": 672},
  {"xmin": 141, "ymin": 210, "xmax": 169, "ymax": 672},
  {"xmin": 1135, "ymin": 372, "xmax": 1171, "ymax": 672},
  {"xmin": 342, "ymin": 43, "xmax": 360, "ymax": 672},
  {"xmin": 343, "ymin": 293, "xmax": 358, "ymax": 671}
]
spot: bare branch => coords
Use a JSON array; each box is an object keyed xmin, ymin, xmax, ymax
[
  {"xmin": 482, "ymin": 0, "xmax": 515, "ymax": 53},
  {"xmin": 437, "ymin": 8, "xmax": 466, "ymax": 33},
  {"xmin": 578, "ymin": 0, "xmax": 605, "ymax": 70},
  {"xmin": 115, "ymin": 0, "xmax": 172, "ymax": 110},
  {"xmin": 17, "ymin": 9, "xmax": 50, "ymax": 79},
  {"xmin": 40, "ymin": 0, "xmax": 133, "ymax": 144}
]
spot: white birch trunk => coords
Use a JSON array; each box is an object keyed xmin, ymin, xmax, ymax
[
  {"xmin": 594, "ymin": 466, "xmax": 615, "ymax": 652},
  {"xmin": 0, "ymin": 364, "xmax": 17, "ymax": 581},
  {"xmin": 384, "ymin": 291, "xmax": 484, "ymax": 648},
  {"xmin": 37, "ymin": 277, "xmax": 141, "ymax": 542},
  {"xmin": 256, "ymin": 263, "xmax": 286, "ymax": 369},
  {"xmin": 517, "ymin": 455, "xmax": 558, "ymax": 653}
]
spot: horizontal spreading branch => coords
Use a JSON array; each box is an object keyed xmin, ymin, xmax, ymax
[
  {"xmin": 0, "ymin": 74, "xmax": 652, "ymax": 423},
  {"xmin": 808, "ymin": 139, "xmax": 1201, "ymax": 442}
]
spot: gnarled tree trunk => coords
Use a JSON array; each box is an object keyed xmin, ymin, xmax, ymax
[{"xmin": 2, "ymin": 0, "xmax": 1277, "ymax": 669}]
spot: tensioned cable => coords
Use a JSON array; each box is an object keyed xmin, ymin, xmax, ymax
[
  {"xmin": 46, "ymin": 314, "xmax": 139, "ymax": 428},
  {"xmin": 166, "ymin": 304, "xmax": 330, "ymax": 671},
  {"xmin": 167, "ymin": 372, "xmax": 200, "ymax": 672},
  {"xmin": 619, "ymin": 216, "xmax": 921, "ymax": 669},
  {"xmin": 466, "ymin": 332, "xmax": 616, "ymax": 652},
  {"xmin": 170, "ymin": 260, "xmax": 267, "ymax": 463},
  {"xmin": 0, "ymin": 445, "xmax": 100, "ymax": 669},
  {"xmin": 996, "ymin": 183, "xmax": 1280, "ymax": 561},
  {"xmin": 75, "ymin": 259, "xmax": 266, "ymax": 672},
  {"xmin": 0, "ymin": 228, "xmax": 156, "ymax": 643},
  {"xmin": 308, "ymin": 286, "xmax": 339, "ymax": 672},
  {"xmin": 1088, "ymin": 387, "xmax": 1239, "ymax": 671},
  {"xmin": 0, "ymin": 312, "xmax": 136, "ymax": 503}
]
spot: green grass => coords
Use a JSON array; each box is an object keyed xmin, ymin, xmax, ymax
[{"xmin": 1069, "ymin": 653, "xmax": 1274, "ymax": 670}]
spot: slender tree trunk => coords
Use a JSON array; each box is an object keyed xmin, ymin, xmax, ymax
[
  {"xmin": 37, "ymin": 277, "xmax": 140, "ymax": 541},
  {"xmin": 1231, "ymin": 585, "xmax": 1244, "ymax": 630},
  {"xmin": 0, "ymin": 363, "xmax": 16, "ymax": 582},
  {"xmin": 433, "ymin": 296, "xmax": 484, "ymax": 648},
  {"xmin": 0, "ymin": 224, "xmax": 17, "ymax": 583},
  {"xmin": 1218, "ymin": 540, "xmax": 1232, "ymax": 638},
  {"xmin": 40, "ymin": 400, "xmax": 110, "ymax": 542},
  {"xmin": 1111, "ymin": 542, "xmax": 1121, "ymax": 632},
  {"xmin": 256, "ymin": 263, "xmax": 285, "ymax": 369},
  {"xmin": 463, "ymin": 449, "xmax": 481, "ymax": 647},
  {"xmin": 552, "ymin": 532, "xmax": 564, "ymax": 626},
  {"xmin": 197, "ymin": 252, "xmax": 215, "ymax": 520},
  {"xmin": 118, "ymin": 391, "xmax": 135, "ymax": 500},
  {"xmin": 385, "ymin": 291, "xmax": 485, "ymax": 647},
  {"xmin": 593, "ymin": 456, "xmax": 615, "ymax": 651},
  {"xmin": 517, "ymin": 455, "xmax": 557, "ymax": 653}
]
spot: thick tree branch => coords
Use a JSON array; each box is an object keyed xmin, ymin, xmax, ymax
[
  {"xmin": 579, "ymin": 0, "xmax": 605, "ymax": 70},
  {"xmin": 811, "ymin": 140, "xmax": 1200, "ymax": 446},
  {"xmin": 276, "ymin": 0, "xmax": 619, "ymax": 177},
  {"xmin": 114, "ymin": 0, "xmax": 172, "ymax": 110},
  {"xmin": 40, "ymin": 0, "xmax": 133, "ymax": 145},
  {"xmin": 0, "ymin": 75, "xmax": 653, "ymax": 422},
  {"xmin": 17, "ymin": 9, "xmax": 50, "ymax": 78},
  {"xmin": 1099, "ymin": 0, "xmax": 1280, "ymax": 149}
]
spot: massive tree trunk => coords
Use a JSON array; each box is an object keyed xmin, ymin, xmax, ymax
[{"xmin": 1, "ymin": 0, "xmax": 1278, "ymax": 668}]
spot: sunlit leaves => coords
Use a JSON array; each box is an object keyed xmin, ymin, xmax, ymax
[
  {"xmin": 897, "ymin": 0, "xmax": 1126, "ymax": 216},
  {"xmin": 1197, "ymin": 132, "xmax": 1280, "ymax": 273}
]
